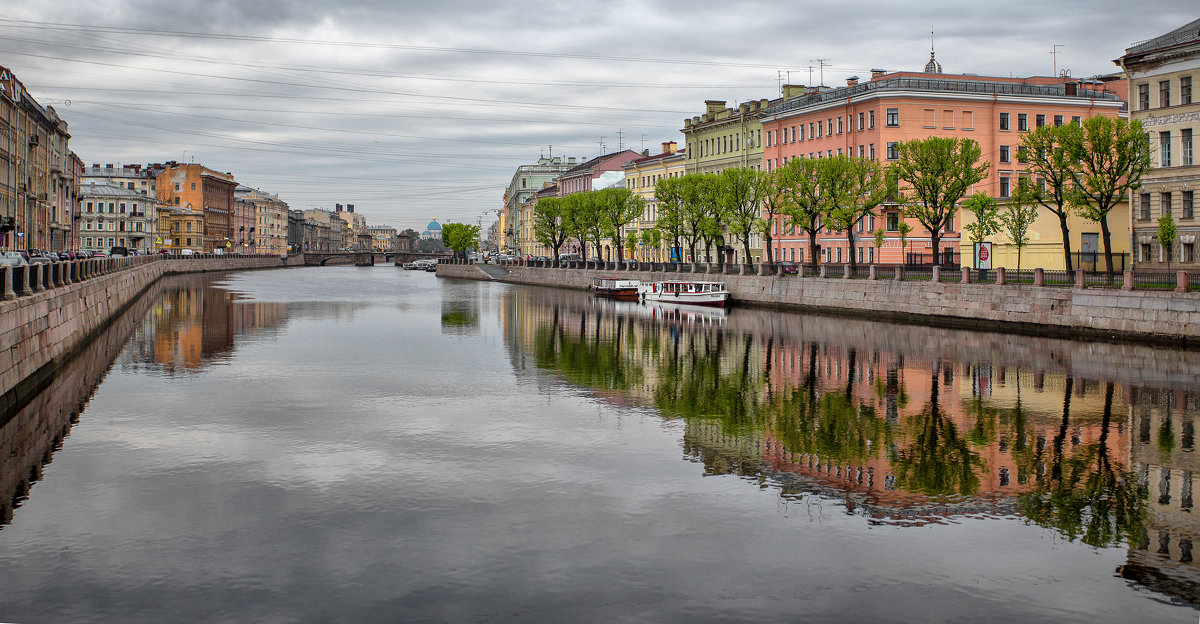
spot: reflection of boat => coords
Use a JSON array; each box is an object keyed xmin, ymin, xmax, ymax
[
  {"xmin": 640, "ymin": 300, "xmax": 727, "ymax": 326},
  {"xmin": 639, "ymin": 280, "xmax": 730, "ymax": 307},
  {"xmin": 590, "ymin": 277, "xmax": 641, "ymax": 300}
]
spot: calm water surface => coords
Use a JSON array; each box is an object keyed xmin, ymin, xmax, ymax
[{"xmin": 0, "ymin": 266, "xmax": 1197, "ymax": 623}]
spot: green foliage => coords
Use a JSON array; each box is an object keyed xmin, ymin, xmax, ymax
[
  {"xmin": 1158, "ymin": 210, "xmax": 1177, "ymax": 268},
  {"xmin": 891, "ymin": 136, "xmax": 990, "ymax": 265},
  {"xmin": 561, "ymin": 192, "xmax": 599, "ymax": 261},
  {"xmin": 1001, "ymin": 184, "xmax": 1041, "ymax": 273},
  {"xmin": 716, "ymin": 167, "xmax": 764, "ymax": 263},
  {"xmin": 824, "ymin": 156, "xmax": 889, "ymax": 267},
  {"xmin": 1065, "ymin": 116, "xmax": 1153, "ymax": 274},
  {"xmin": 596, "ymin": 187, "xmax": 645, "ymax": 262},
  {"xmin": 440, "ymin": 222, "xmax": 479, "ymax": 257},
  {"xmin": 873, "ymin": 228, "xmax": 885, "ymax": 250},
  {"xmin": 532, "ymin": 197, "xmax": 570, "ymax": 260},
  {"xmin": 777, "ymin": 158, "xmax": 827, "ymax": 266},
  {"xmin": 897, "ymin": 221, "xmax": 912, "ymax": 251},
  {"xmin": 653, "ymin": 176, "xmax": 687, "ymax": 258},
  {"xmin": 755, "ymin": 168, "xmax": 788, "ymax": 264},
  {"xmin": 1019, "ymin": 124, "xmax": 1079, "ymax": 271},
  {"xmin": 961, "ymin": 191, "xmax": 1001, "ymax": 245}
]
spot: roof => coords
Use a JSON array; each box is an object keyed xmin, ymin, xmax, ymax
[
  {"xmin": 562, "ymin": 150, "xmax": 639, "ymax": 175},
  {"xmin": 79, "ymin": 182, "xmax": 152, "ymax": 200},
  {"xmin": 1125, "ymin": 18, "xmax": 1200, "ymax": 56}
]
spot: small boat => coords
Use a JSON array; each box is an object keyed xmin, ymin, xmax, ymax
[
  {"xmin": 590, "ymin": 276, "xmax": 641, "ymax": 300},
  {"xmin": 639, "ymin": 280, "xmax": 730, "ymax": 307}
]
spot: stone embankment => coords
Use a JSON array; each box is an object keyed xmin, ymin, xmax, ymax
[
  {"xmin": 0, "ymin": 254, "xmax": 288, "ymax": 412},
  {"xmin": 437, "ymin": 261, "xmax": 1200, "ymax": 346}
]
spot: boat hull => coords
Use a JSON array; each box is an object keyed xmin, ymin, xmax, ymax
[{"xmin": 641, "ymin": 292, "xmax": 727, "ymax": 307}]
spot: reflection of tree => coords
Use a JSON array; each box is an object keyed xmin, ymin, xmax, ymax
[
  {"xmin": 654, "ymin": 330, "xmax": 763, "ymax": 436},
  {"xmin": 440, "ymin": 301, "xmax": 479, "ymax": 333},
  {"xmin": 532, "ymin": 306, "xmax": 643, "ymax": 392},
  {"xmin": 892, "ymin": 363, "xmax": 984, "ymax": 496},
  {"xmin": 1017, "ymin": 381, "xmax": 1148, "ymax": 548}
]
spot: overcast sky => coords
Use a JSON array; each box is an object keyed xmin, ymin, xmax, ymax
[{"xmin": 2, "ymin": 2, "xmax": 1196, "ymax": 233}]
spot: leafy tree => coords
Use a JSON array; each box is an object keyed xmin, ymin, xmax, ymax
[
  {"xmin": 1001, "ymin": 183, "xmax": 1041, "ymax": 273},
  {"xmin": 1066, "ymin": 115, "xmax": 1152, "ymax": 275},
  {"xmin": 825, "ymin": 155, "xmax": 888, "ymax": 271},
  {"xmin": 561, "ymin": 192, "xmax": 598, "ymax": 262},
  {"xmin": 897, "ymin": 221, "xmax": 912, "ymax": 263},
  {"xmin": 653, "ymin": 176, "xmax": 687, "ymax": 262},
  {"xmin": 961, "ymin": 191, "xmax": 1000, "ymax": 269},
  {"xmin": 596, "ymin": 187, "xmax": 644, "ymax": 263},
  {"xmin": 532, "ymin": 196, "xmax": 570, "ymax": 261},
  {"xmin": 692, "ymin": 174, "xmax": 726, "ymax": 263},
  {"xmin": 777, "ymin": 158, "xmax": 827, "ymax": 268},
  {"xmin": 679, "ymin": 174, "xmax": 712, "ymax": 263},
  {"xmin": 440, "ymin": 222, "xmax": 480, "ymax": 260},
  {"xmin": 891, "ymin": 137, "xmax": 989, "ymax": 265},
  {"xmin": 640, "ymin": 228, "xmax": 661, "ymax": 261},
  {"xmin": 717, "ymin": 167, "xmax": 764, "ymax": 265},
  {"xmin": 755, "ymin": 168, "xmax": 788, "ymax": 264},
  {"xmin": 1020, "ymin": 124, "xmax": 1080, "ymax": 271},
  {"xmin": 873, "ymin": 228, "xmax": 885, "ymax": 263},
  {"xmin": 1158, "ymin": 210, "xmax": 1177, "ymax": 270}
]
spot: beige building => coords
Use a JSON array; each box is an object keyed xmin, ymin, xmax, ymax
[
  {"xmin": 504, "ymin": 156, "xmax": 575, "ymax": 253},
  {"xmin": 78, "ymin": 182, "xmax": 157, "ymax": 253},
  {"xmin": 235, "ymin": 186, "xmax": 289, "ymax": 256},
  {"xmin": 367, "ymin": 225, "xmax": 397, "ymax": 252},
  {"xmin": 332, "ymin": 203, "xmax": 367, "ymax": 250},
  {"xmin": 1117, "ymin": 18, "xmax": 1200, "ymax": 268},
  {"xmin": 622, "ymin": 142, "xmax": 687, "ymax": 261},
  {"xmin": 0, "ymin": 64, "xmax": 74, "ymax": 252},
  {"xmin": 682, "ymin": 95, "xmax": 782, "ymax": 175}
]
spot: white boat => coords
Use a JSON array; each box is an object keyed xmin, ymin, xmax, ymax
[{"xmin": 639, "ymin": 280, "xmax": 730, "ymax": 307}]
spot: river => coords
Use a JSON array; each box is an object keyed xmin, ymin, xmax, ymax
[{"xmin": 0, "ymin": 266, "xmax": 1196, "ymax": 623}]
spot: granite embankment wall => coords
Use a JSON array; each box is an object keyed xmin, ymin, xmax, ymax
[
  {"xmin": 0, "ymin": 255, "xmax": 287, "ymax": 411},
  {"xmin": 436, "ymin": 263, "xmax": 1200, "ymax": 346}
]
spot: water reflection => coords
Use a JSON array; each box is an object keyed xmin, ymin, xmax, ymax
[{"xmin": 501, "ymin": 285, "xmax": 1200, "ymax": 606}]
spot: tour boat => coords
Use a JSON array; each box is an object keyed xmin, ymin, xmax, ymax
[
  {"xmin": 638, "ymin": 280, "xmax": 730, "ymax": 307},
  {"xmin": 590, "ymin": 277, "xmax": 641, "ymax": 300}
]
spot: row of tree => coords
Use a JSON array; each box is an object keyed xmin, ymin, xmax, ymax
[{"xmin": 524, "ymin": 115, "xmax": 1149, "ymax": 271}]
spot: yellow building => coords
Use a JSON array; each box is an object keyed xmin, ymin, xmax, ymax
[
  {"xmin": 622, "ymin": 142, "xmax": 687, "ymax": 261},
  {"xmin": 156, "ymin": 207, "xmax": 204, "ymax": 253},
  {"xmin": 961, "ymin": 200, "xmax": 1131, "ymax": 271}
]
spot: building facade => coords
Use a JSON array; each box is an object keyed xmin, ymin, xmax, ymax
[
  {"xmin": 761, "ymin": 59, "xmax": 1126, "ymax": 267},
  {"xmin": 623, "ymin": 142, "xmax": 687, "ymax": 261},
  {"xmin": 0, "ymin": 64, "xmax": 74, "ymax": 252},
  {"xmin": 503, "ymin": 156, "xmax": 575, "ymax": 253},
  {"xmin": 155, "ymin": 163, "xmax": 237, "ymax": 252},
  {"xmin": 1118, "ymin": 18, "xmax": 1200, "ymax": 268},
  {"xmin": 78, "ymin": 182, "xmax": 157, "ymax": 253},
  {"xmin": 234, "ymin": 186, "xmax": 289, "ymax": 256},
  {"xmin": 682, "ymin": 94, "xmax": 781, "ymax": 175}
]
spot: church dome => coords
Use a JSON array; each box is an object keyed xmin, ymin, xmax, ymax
[
  {"xmin": 427, "ymin": 219, "xmax": 442, "ymax": 231},
  {"xmin": 924, "ymin": 51, "xmax": 942, "ymax": 74}
]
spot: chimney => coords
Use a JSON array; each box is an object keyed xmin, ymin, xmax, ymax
[
  {"xmin": 335, "ymin": 203, "xmax": 343, "ymax": 212},
  {"xmin": 348, "ymin": 204, "xmax": 354, "ymax": 213},
  {"xmin": 870, "ymin": 69, "xmax": 887, "ymax": 79},
  {"xmin": 105, "ymin": 163, "xmax": 113, "ymax": 169},
  {"xmin": 661, "ymin": 141, "xmax": 677, "ymax": 155},
  {"xmin": 846, "ymin": 76, "xmax": 860, "ymax": 87},
  {"xmin": 643, "ymin": 149, "xmax": 650, "ymax": 157},
  {"xmin": 1064, "ymin": 81, "xmax": 1077, "ymax": 96},
  {"xmin": 782, "ymin": 84, "xmax": 806, "ymax": 98},
  {"xmin": 704, "ymin": 100, "xmax": 726, "ymax": 114}
]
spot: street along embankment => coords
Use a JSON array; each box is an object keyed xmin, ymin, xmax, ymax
[
  {"xmin": 0, "ymin": 255, "xmax": 288, "ymax": 416},
  {"xmin": 437, "ymin": 262, "xmax": 1200, "ymax": 347}
]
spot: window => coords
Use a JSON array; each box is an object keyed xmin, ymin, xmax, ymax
[
  {"xmin": 1071, "ymin": 116, "xmax": 1080, "ymax": 126},
  {"xmin": 108, "ymin": 203, "xmax": 114, "ymax": 213},
  {"xmin": 1017, "ymin": 145, "xmax": 1029, "ymax": 163},
  {"xmin": 886, "ymin": 108, "xmax": 899, "ymax": 126},
  {"xmin": 828, "ymin": 119, "xmax": 833, "ymax": 135},
  {"xmin": 86, "ymin": 201, "xmax": 92, "ymax": 213},
  {"xmin": 1054, "ymin": 115, "xmax": 1063, "ymax": 127},
  {"xmin": 1183, "ymin": 76, "xmax": 1193, "ymax": 105},
  {"xmin": 1138, "ymin": 83, "xmax": 1151, "ymax": 110},
  {"xmin": 1018, "ymin": 113, "xmax": 1028, "ymax": 131},
  {"xmin": 868, "ymin": 110, "xmax": 875, "ymax": 129},
  {"xmin": 190, "ymin": 182, "xmax": 196, "ymax": 191},
  {"xmin": 943, "ymin": 109, "xmax": 954, "ymax": 129},
  {"xmin": 1140, "ymin": 193, "xmax": 1152, "ymax": 220},
  {"xmin": 858, "ymin": 145, "xmax": 865, "ymax": 158},
  {"xmin": 1000, "ymin": 176, "xmax": 1010, "ymax": 198},
  {"xmin": 886, "ymin": 212, "xmax": 900, "ymax": 231},
  {"xmin": 886, "ymin": 142, "xmax": 898, "ymax": 160},
  {"xmin": 1163, "ymin": 192, "xmax": 1173, "ymax": 217},
  {"xmin": 999, "ymin": 112, "xmax": 1010, "ymax": 130},
  {"xmin": 1161, "ymin": 131, "xmax": 1172, "ymax": 166},
  {"xmin": 837, "ymin": 117, "xmax": 843, "ymax": 134},
  {"xmin": 962, "ymin": 110, "xmax": 974, "ymax": 130},
  {"xmin": 858, "ymin": 112, "xmax": 864, "ymax": 130},
  {"xmin": 1184, "ymin": 190, "xmax": 1194, "ymax": 219},
  {"xmin": 119, "ymin": 203, "xmax": 126, "ymax": 214},
  {"xmin": 1185, "ymin": 243, "xmax": 1196, "ymax": 263},
  {"xmin": 944, "ymin": 214, "xmax": 955, "ymax": 233},
  {"xmin": 1141, "ymin": 242, "xmax": 1152, "ymax": 261},
  {"xmin": 923, "ymin": 108, "xmax": 935, "ymax": 128},
  {"xmin": 869, "ymin": 143, "xmax": 875, "ymax": 160},
  {"xmin": 174, "ymin": 183, "xmax": 180, "ymax": 191},
  {"xmin": 1160, "ymin": 80, "xmax": 1171, "ymax": 107},
  {"xmin": 1183, "ymin": 128, "xmax": 1193, "ymax": 166},
  {"xmin": 1036, "ymin": 114, "xmax": 1046, "ymax": 128},
  {"xmin": 1000, "ymin": 145, "xmax": 1010, "ymax": 163}
]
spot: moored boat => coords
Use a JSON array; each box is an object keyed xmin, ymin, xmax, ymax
[
  {"xmin": 590, "ymin": 277, "xmax": 641, "ymax": 300},
  {"xmin": 639, "ymin": 280, "xmax": 730, "ymax": 307}
]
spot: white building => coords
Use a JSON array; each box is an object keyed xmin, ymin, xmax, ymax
[{"xmin": 79, "ymin": 182, "xmax": 157, "ymax": 253}]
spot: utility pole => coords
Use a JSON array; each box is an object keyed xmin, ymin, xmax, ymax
[
  {"xmin": 617, "ymin": 129, "xmax": 624, "ymax": 151},
  {"xmin": 810, "ymin": 59, "xmax": 830, "ymax": 86},
  {"xmin": 1051, "ymin": 44, "xmax": 1063, "ymax": 77},
  {"xmin": 598, "ymin": 137, "xmax": 605, "ymax": 155}
]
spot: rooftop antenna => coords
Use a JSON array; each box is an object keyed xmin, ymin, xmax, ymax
[
  {"xmin": 548, "ymin": 144, "xmax": 553, "ymax": 159},
  {"xmin": 641, "ymin": 134, "xmax": 647, "ymax": 152},
  {"xmin": 617, "ymin": 128, "xmax": 624, "ymax": 151},
  {"xmin": 810, "ymin": 59, "xmax": 830, "ymax": 86},
  {"xmin": 599, "ymin": 137, "xmax": 605, "ymax": 155},
  {"xmin": 1051, "ymin": 44, "xmax": 1063, "ymax": 77}
]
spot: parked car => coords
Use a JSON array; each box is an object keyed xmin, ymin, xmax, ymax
[
  {"xmin": 91, "ymin": 252, "xmax": 107, "ymax": 259},
  {"xmin": 180, "ymin": 249, "xmax": 194, "ymax": 256},
  {"xmin": 778, "ymin": 261, "xmax": 799, "ymax": 275},
  {"xmin": 0, "ymin": 251, "xmax": 26, "ymax": 266},
  {"xmin": 109, "ymin": 246, "xmax": 128, "ymax": 258},
  {"xmin": 24, "ymin": 252, "xmax": 51, "ymax": 263}
]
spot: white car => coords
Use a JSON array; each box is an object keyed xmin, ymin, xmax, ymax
[{"xmin": 0, "ymin": 251, "xmax": 26, "ymax": 266}]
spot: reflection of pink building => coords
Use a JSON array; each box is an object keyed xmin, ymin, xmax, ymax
[{"xmin": 759, "ymin": 58, "xmax": 1125, "ymax": 266}]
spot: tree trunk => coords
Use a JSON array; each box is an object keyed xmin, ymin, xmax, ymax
[
  {"xmin": 742, "ymin": 235, "xmax": 752, "ymax": 267},
  {"xmin": 847, "ymin": 229, "xmax": 857, "ymax": 271},
  {"xmin": 929, "ymin": 229, "xmax": 941, "ymax": 266},
  {"xmin": 809, "ymin": 232, "xmax": 819, "ymax": 268},
  {"xmin": 615, "ymin": 233, "xmax": 624, "ymax": 262},
  {"xmin": 1100, "ymin": 214, "xmax": 1114, "ymax": 276},
  {"xmin": 1056, "ymin": 213, "xmax": 1074, "ymax": 272},
  {"xmin": 764, "ymin": 234, "xmax": 774, "ymax": 264}
]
